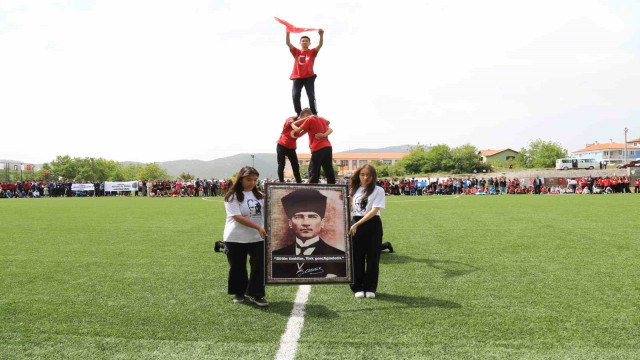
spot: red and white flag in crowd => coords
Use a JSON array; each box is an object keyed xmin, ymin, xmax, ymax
[
  {"xmin": 26, "ymin": 164, "xmax": 31, "ymax": 171},
  {"xmin": 274, "ymin": 17, "xmax": 318, "ymax": 33}
]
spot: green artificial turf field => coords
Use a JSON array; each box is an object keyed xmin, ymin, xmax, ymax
[{"xmin": 1, "ymin": 195, "xmax": 639, "ymax": 359}]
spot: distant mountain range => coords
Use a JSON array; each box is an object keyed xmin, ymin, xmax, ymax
[
  {"xmin": 1, "ymin": 145, "xmax": 413, "ymax": 179},
  {"xmin": 341, "ymin": 145, "xmax": 413, "ymax": 153}
]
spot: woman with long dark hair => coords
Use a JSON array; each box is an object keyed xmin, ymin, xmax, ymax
[
  {"xmin": 223, "ymin": 166, "xmax": 268, "ymax": 306},
  {"xmin": 349, "ymin": 164, "xmax": 386, "ymax": 299}
]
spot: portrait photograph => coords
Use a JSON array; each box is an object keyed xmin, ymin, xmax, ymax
[{"xmin": 264, "ymin": 183, "xmax": 352, "ymax": 285}]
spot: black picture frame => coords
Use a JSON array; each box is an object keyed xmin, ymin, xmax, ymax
[{"xmin": 264, "ymin": 183, "xmax": 352, "ymax": 285}]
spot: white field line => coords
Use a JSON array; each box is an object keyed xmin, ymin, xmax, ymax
[{"xmin": 275, "ymin": 285, "xmax": 312, "ymax": 360}]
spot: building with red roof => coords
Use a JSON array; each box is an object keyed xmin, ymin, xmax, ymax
[{"xmin": 571, "ymin": 141, "xmax": 640, "ymax": 163}]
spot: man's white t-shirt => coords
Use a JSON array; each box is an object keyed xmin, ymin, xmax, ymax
[
  {"xmin": 223, "ymin": 191, "xmax": 264, "ymax": 243},
  {"xmin": 351, "ymin": 186, "xmax": 386, "ymax": 217}
]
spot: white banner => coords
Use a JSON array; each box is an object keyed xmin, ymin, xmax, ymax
[
  {"xmin": 105, "ymin": 181, "xmax": 138, "ymax": 192},
  {"xmin": 71, "ymin": 184, "xmax": 96, "ymax": 191}
]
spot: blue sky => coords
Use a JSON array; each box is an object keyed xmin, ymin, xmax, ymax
[{"xmin": 1, "ymin": 0, "xmax": 639, "ymax": 163}]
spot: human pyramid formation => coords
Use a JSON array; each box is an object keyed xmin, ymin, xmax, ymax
[
  {"xmin": 219, "ymin": 20, "xmax": 388, "ymax": 308},
  {"xmin": 275, "ymin": 21, "xmax": 334, "ymax": 184}
]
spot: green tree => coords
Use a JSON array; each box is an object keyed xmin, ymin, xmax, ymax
[
  {"xmin": 34, "ymin": 156, "xmax": 170, "ymax": 181},
  {"xmin": 178, "ymin": 172, "xmax": 195, "ymax": 180},
  {"xmin": 398, "ymin": 145, "xmax": 429, "ymax": 174},
  {"xmin": 139, "ymin": 163, "xmax": 170, "ymax": 180},
  {"xmin": 369, "ymin": 160, "xmax": 389, "ymax": 177},
  {"xmin": 423, "ymin": 144, "xmax": 454, "ymax": 172},
  {"xmin": 450, "ymin": 144, "xmax": 479, "ymax": 173},
  {"xmin": 518, "ymin": 139, "xmax": 568, "ymax": 168}
]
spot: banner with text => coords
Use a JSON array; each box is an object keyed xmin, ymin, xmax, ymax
[
  {"xmin": 105, "ymin": 181, "xmax": 138, "ymax": 192},
  {"xmin": 71, "ymin": 184, "xmax": 96, "ymax": 191}
]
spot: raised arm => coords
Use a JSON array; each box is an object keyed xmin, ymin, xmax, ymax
[
  {"xmin": 286, "ymin": 31, "xmax": 295, "ymax": 51},
  {"xmin": 315, "ymin": 29, "xmax": 324, "ymax": 52}
]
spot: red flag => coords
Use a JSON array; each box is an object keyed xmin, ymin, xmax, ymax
[
  {"xmin": 274, "ymin": 17, "xmax": 318, "ymax": 33},
  {"xmin": 26, "ymin": 164, "xmax": 31, "ymax": 171}
]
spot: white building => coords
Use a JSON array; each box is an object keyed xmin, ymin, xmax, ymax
[{"xmin": 571, "ymin": 141, "xmax": 640, "ymax": 163}]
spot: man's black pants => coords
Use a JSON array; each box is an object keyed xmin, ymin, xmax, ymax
[
  {"xmin": 309, "ymin": 146, "xmax": 335, "ymax": 184},
  {"xmin": 350, "ymin": 216, "xmax": 383, "ymax": 293},
  {"xmin": 225, "ymin": 241, "xmax": 265, "ymax": 298},
  {"xmin": 277, "ymin": 144, "xmax": 302, "ymax": 183},
  {"xmin": 292, "ymin": 74, "xmax": 317, "ymax": 116}
]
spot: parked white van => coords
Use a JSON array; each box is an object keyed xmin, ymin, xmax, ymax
[{"xmin": 555, "ymin": 158, "xmax": 597, "ymax": 170}]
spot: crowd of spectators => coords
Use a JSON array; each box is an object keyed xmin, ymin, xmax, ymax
[
  {"xmin": 374, "ymin": 175, "xmax": 639, "ymax": 196},
  {"xmin": 0, "ymin": 179, "xmax": 234, "ymax": 198},
  {"xmin": 2, "ymin": 175, "xmax": 638, "ymax": 199}
]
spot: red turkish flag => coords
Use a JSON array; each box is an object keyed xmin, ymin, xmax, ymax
[{"xmin": 274, "ymin": 17, "xmax": 318, "ymax": 33}]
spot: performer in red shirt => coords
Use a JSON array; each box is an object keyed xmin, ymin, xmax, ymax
[
  {"xmin": 286, "ymin": 29, "xmax": 324, "ymax": 116},
  {"xmin": 291, "ymin": 108, "xmax": 335, "ymax": 184},
  {"xmin": 276, "ymin": 116, "xmax": 308, "ymax": 183},
  {"xmin": 634, "ymin": 178, "xmax": 640, "ymax": 193}
]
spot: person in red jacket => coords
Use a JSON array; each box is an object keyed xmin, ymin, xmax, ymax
[
  {"xmin": 291, "ymin": 108, "xmax": 334, "ymax": 184},
  {"xmin": 276, "ymin": 116, "xmax": 308, "ymax": 183},
  {"xmin": 635, "ymin": 178, "xmax": 640, "ymax": 193},
  {"xmin": 286, "ymin": 29, "xmax": 324, "ymax": 116}
]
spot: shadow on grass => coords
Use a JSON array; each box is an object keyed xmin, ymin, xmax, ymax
[
  {"xmin": 258, "ymin": 301, "xmax": 339, "ymax": 318},
  {"xmin": 339, "ymin": 293, "xmax": 461, "ymax": 312},
  {"xmin": 377, "ymin": 293, "xmax": 462, "ymax": 308},
  {"xmin": 380, "ymin": 254, "xmax": 480, "ymax": 279}
]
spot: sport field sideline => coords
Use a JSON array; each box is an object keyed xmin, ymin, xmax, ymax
[{"xmin": 1, "ymin": 195, "xmax": 639, "ymax": 359}]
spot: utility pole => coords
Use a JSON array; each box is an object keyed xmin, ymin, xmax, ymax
[
  {"xmin": 624, "ymin": 127, "xmax": 628, "ymax": 164},
  {"xmin": 251, "ymin": 154, "xmax": 255, "ymax": 168}
]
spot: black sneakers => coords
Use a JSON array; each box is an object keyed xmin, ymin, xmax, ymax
[
  {"xmin": 248, "ymin": 296, "xmax": 269, "ymax": 307},
  {"xmin": 232, "ymin": 295, "xmax": 244, "ymax": 303},
  {"xmin": 381, "ymin": 241, "xmax": 394, "ymax": 253}
]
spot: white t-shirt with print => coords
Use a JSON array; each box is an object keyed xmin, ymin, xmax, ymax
[
  {"xmin": 223, "ymin": 191, "xmax": 265, "ymax": 243},
  {"xmin": 351, "ymin": 186, "xmax": 386, "ymax": 217}
]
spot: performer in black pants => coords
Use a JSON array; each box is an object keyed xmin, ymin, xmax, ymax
[
  {"xmin": 222, "ymin": 166, "xmax": 268, "ymax": 307},
  {"xmin": 349, "ymin": 164, "xmax": 386, "ymax": 299},
  {"xmin": 225, "ymin": 241, "xmax": 264, "ymax": 301},
  {"xmin": 292, "ymin": 75, "xmax": 317, "ymax": 116},
  {"xmin": 309, "ymin": 146, "xmax": 335, "ymax": 184},
  {"xmin": 291, "ymin": 109, "xmax": 334, "ymax": 184},
  {"xmin": 276, "ymin": 115, "xmax": 308, "ymax": 183},
  {"xmin": 286, "ymin": 29, "xmax": 324, "ymax": 116}
]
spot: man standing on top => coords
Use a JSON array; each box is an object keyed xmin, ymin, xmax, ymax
[
  {"xmin": 286, "ymin": 28, "xmax": 324, "ymax": 116},
  {"xmin": 291, "ymin": 108, "xmax": 334, "ymax": 184}
]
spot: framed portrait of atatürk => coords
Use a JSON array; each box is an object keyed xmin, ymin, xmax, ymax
[{"xmin": 264, "ymin": 183, "xmax": 352, "ymax": 285}]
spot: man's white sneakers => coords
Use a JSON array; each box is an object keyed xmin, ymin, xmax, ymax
[
  {"xmin": 365, "ymin": 292, "xmax": 376, "ymax": 299},
  {"xmin": 354, "ymin": 291, "xmax": 365, "ymax": 298}
]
